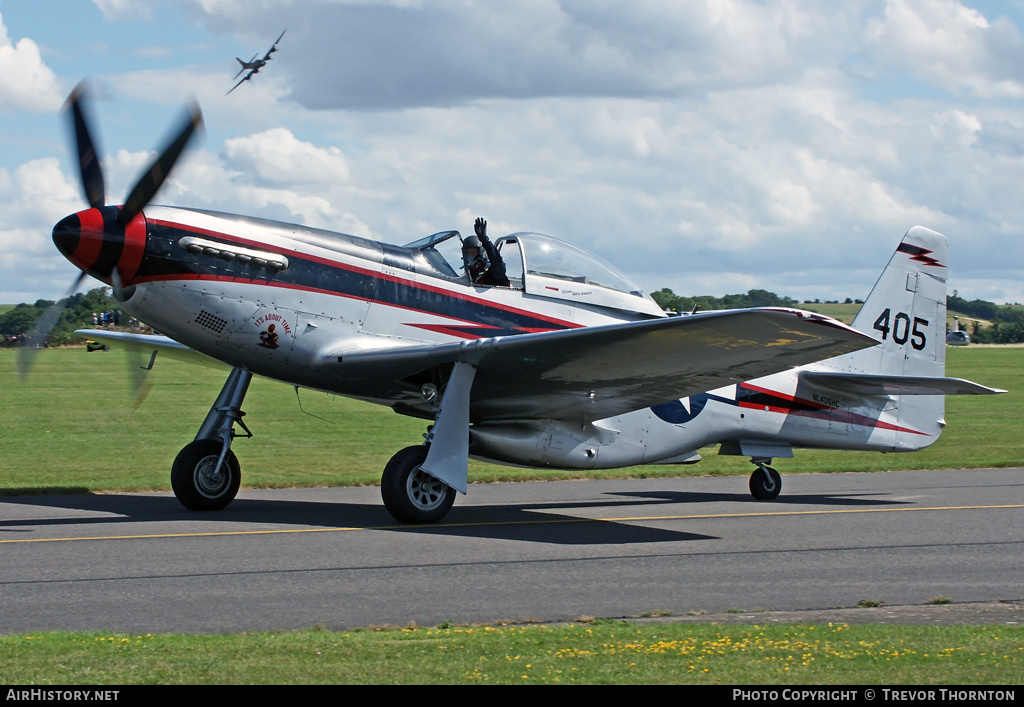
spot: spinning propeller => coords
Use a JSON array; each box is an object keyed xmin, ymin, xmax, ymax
[{"xmin": 17, "ymin": 80, "xmax": 203, "ymax": 391}]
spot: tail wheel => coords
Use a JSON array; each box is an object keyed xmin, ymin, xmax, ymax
[
  {"xmin": 749, "ymin": 465, "xmax": 782, "ymax": 501},
  {"xmin": 381, "ymin": 445, "xmax": 455, "ymax": 524},
  {"xmin": 171, "ymin": 439, "xmax": 241, "ymax": 511}
]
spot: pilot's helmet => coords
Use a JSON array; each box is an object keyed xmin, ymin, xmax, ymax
[{"xmin": 462, "ymin": 235, "xmax": 487, "ymax": 275}]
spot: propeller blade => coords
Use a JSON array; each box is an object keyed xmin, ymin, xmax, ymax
[
  {"xmin": 65, "ymin": 82, "xmax": 106, "ymax": 209},
  {"xmin": 109, "ymin": 267, "xmax": 153, "ymax": 406},
  {"xmin": 130, "ymin": 351, "xmax": 156, "ymax": 409},
  {"xmin": 118, "ymin": 101, "xmax": 203, "ymax": 225},
  {"xmin": 16, "ymin": 271, "xmax": 87, "ymax": 381}
]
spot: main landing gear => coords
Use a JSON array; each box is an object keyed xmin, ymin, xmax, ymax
[
  {"xmin": 380, "ymin": 361, "xmax": 476, "ymax": 525},
  {"xmin": 171, "ymin": 367, "xmax": 253, "ymax": 511},
  {"xmin": 380, "ymin": 444, "xmax": 456, "ymax": 524},
  {"xmin": 748, "ymin": 458, "xmax": 782, "ymax": 500}
]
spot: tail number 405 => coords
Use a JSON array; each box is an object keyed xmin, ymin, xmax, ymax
[{"xmin": 873, "ymin": 308, "xmax": 928, "ymax": 350}]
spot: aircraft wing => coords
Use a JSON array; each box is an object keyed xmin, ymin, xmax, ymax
[
  {"xmin": 226, "ymin": 72, "xmax": 254, "ymax": 95},
  {"xmin": 262, "ymin": 30, "xmax": 286, "ymax": 60},
  {"xmin": 75, "ymin": 329, "xmax": 230, "ymax": 370},
  {"xmin": 800, "ymin": 371, "xmax": 1006, "ymax": 396},
  {"xmin": 328, "ymin": 308, "xmax": 878, "ymax": 422}
]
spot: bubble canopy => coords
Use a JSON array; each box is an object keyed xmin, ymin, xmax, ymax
[
  {"xmin": 407, "ymin": 230, "xmax": 663, "ymax": 316},
  {"xmin": 515, "ymin": 232, "xmax": 641, "ymax": 295}
]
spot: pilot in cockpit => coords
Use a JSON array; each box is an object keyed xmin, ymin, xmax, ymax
[{"xmin": 462, "ymin": 217, "xmax": 510, "ymax": 287}]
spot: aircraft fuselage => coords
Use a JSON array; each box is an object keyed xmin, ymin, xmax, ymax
[{"xmin": 54, "ymin": 204, "xmax": 661, "ymax": 413}]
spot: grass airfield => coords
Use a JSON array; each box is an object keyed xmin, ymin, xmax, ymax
[{"xmin": 1, "ymin": 345, "xmax": 1021, "ymax": 685}]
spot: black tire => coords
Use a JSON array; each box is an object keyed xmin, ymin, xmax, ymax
[
  {"xmin": 171, "ymin": 439, "xmax": 241, "ymax": 511},
  {"xmin": 381, "ymin": 445, "xmax": 455, "ymax": 524},
  {"xmin": 749, "ymin": 465, "xmax": 782, "ymax": 500}
]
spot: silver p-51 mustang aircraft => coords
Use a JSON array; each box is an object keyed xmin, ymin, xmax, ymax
[{"xmin": 40, "ymin": 85, "xmax": 1004, "ymax": 524}]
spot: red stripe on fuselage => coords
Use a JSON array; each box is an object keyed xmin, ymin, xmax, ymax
[
  {"xmin": 738, "ymin": 382, "xmax": 929, "ymax": 436},
  {"xmin": 405, "ymin": 323, "xmax": 501, "ymax": 339},
  {"xmin": 146, "ymin": 217, "xmax": 584, "ymax": 330}
]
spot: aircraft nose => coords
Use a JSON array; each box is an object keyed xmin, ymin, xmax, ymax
[
  {"xmin": 52, "ymin": 212, "xmax": 78, "ymax": 257},
  {"xmin": 52, "ymin": 208, "xmax": 102, "ymax": 269},
  {"xmin": 51, "ymin": 206, "xmax": 147, "ymax": 284}
]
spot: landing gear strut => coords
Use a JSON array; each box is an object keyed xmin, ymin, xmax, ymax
[
  {"xmin": 748, "ymin": 458, "xmax": 782, "ymax": 500},
  {"xmin": 171, "ymin": 367, "xmax": 252, "ymax": 511},
  {"xmin": 380, "ymin": 361, "xmax": 475, "ymax": 524}
]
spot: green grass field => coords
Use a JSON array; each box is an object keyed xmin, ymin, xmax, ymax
[
  {"xmin": 802, "ymin": 302, "xmax": 989, "ymax": 335},
  {"xmin": 800, "ymin": 302, "xmax": 862, "ymax": 324},
  {"xmin": 0, "ymin": 345, "xmax": 1019, "ymax": 494},
  {"xmin": 1, "ymin": 622, "xmax": 1020, "ymax": 685}
]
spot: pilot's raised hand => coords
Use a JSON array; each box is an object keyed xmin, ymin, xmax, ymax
[{"xmin": 474, "ymin": 217, "xmax": 488, "ymax": 241}]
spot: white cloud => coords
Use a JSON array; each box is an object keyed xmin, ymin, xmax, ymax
[
  {"xmin": 0, "ymin": 158, "xmax": 90, "ymax": 301},
  {"xmin": 222, "ymin": 128, "xmax": 350, "ymax": 185},
  {"xmin": 4, "ymin": 2, "xmax": 1024, "ymax": 306},
  {"xmin": 0, "ymin": 13, "xmax": 63, "ymax": 112},
  {"xmin": 867, "ymin": 0, "xmax": 1024, "ymax": 98},
  {"xmin": 90, "ymin": 0, "xmax": 155, "ymax": 21},
  {"xmin": 0, "ymin": 158, "xmax": 81, "ymax": 231},
  {"xmin": 262, "ymin": 0, "xmax": 838, "ymax": 110}
]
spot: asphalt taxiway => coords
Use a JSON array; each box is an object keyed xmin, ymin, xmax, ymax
[{"xmin": 1, "ymin": 468, "xmax": 1021, "ymax": 633}]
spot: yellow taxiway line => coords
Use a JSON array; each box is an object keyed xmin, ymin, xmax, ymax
[{"xmin": 1, "ymin": 503, "xmax": 1022, "ymax": 545}]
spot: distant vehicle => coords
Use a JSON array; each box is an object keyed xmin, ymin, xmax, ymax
[
  {"xmin": 85, "ymin": 339, "xmax": 108, "ymax": 352},
  {"xmin": 946, "ymin": 316, "xmax": 970, "ymax": 346},
  {"xmin": 227, "ymin": 30, "xmax": 286, "ymax": 95}
]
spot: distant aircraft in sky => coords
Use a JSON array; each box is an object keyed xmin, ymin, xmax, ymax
[{"xmin": 227, "ymin": 30, "xmax": 286, "ymax": 95}]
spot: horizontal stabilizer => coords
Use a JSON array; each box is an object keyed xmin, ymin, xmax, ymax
[{"xmin": 801, "ymin": 371, "xmax": 1006, "ymax": 396}]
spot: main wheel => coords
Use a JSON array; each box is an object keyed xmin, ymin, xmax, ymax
[
  {"xmin": 171, "ymin": 439, "xmax": 241, "ymax": 511},
  {"xmin": 381, "ymin": 445, "xmax": 455, "ymax": 524},
  {"xmin": 749, "ymin": 465, "xmax": 782, "ymax": 500}
]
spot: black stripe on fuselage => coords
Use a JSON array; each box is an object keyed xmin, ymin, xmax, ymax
[{"xmin": 137, "ymin": 219, "xmax": 580, "ymax": 335}]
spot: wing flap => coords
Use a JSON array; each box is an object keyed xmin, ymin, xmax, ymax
[{"xmin": 328, "ymin": 308, "xmax": 878, "ymax": 422}]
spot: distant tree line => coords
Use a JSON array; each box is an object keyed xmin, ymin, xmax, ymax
[
  {"xmin": 650, "ymin": 288, "xmax": 802, "ymax": 314},
  {"xmin": 650, "ymin": 288, "xmax": 864, "ymax": 314},
  {"xmin": 653, "ymin": 288, "xmax": 1024, "ymax": 344},
  {"xmin": 945, "ymin": 293, "xmax": 1024, "ymax": 344},
  {"xmin": 3, "ymin": 286, "xmax": 1023, "ymax": 346},
  {"xmin": 0, "ymin": 287, "xmax": 126, "ymax": 347}
]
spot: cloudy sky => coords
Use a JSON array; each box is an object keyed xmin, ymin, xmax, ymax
[{"xmin": 2, "ymin": 0, "xmax": 1023, "ymax": 306}]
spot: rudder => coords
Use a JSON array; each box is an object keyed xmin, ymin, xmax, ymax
[
  {"xmin": 848, "ymin": 226, "xmax": 949, "ymax": 447},
  {"xmin": 849, "ymin": 226, "xmax": 948, "ymax": 378}
]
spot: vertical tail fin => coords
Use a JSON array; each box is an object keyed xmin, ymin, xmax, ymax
[
  {"xmin": 849, "ymin": 226, "xmax": 948, "ymax": 378},
  {"xmin": 802, "ymin": 228, "xmax": 1000, "ymax": 453},
  {"xmin": 846, "ymin": 226, "xmax": 949, "ymax": 446}
]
